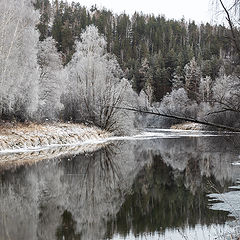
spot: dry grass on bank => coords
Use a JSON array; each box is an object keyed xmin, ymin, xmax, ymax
[
  {"xmin": 171, "ymin": 122, "xmax": 204, "ymax": 130},
  {"xmin": 0, "ymin": 122, "xmax": 110, "ymax": 152}
]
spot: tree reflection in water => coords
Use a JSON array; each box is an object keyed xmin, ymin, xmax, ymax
[{"xmin": 0, "ymin": 134, "xmax": 239, "ymax": 240}]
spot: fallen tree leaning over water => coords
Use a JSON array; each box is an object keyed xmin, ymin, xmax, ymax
[{"xmin": 111, "ymin": 106, "xmax": 240, "ymax": 132}]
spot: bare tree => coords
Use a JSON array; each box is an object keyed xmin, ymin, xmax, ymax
[{"xmin": 212, "ymin": 0, "xmax": 240, "ymax": 57}]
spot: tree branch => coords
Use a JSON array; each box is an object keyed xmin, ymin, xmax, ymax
[
  {"xmin": 110, "ymin": 105, "xmax": 240, "ymax": 132},
  {"xmin": 219, "ymin": 0, "xmax": 240, "ymax": 56}
]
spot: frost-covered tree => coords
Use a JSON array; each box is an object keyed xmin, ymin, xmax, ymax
[
  {"xmin": 65, "ymin": 25, "xmax": 136, "ymax": 133},
  {"xmin": 199, "ymin": 76, "xmax": 212, "ymax": 102},
  {"xmin": 0, "ymin": 0, "xmax": 40, "ymax": 120},
  {"xmin": 212, "ymin": 74, "xmax": 240, "ymax": 113},
  {"xmin": 200, "ymin": 73, "xmax": 240, "ymax": 128},
  {"xmin": 38, "ymin": 37, "xmax": 65, "ymax": 120},
  {"xmin": 160, "ymin": 88, "xmax": 197, "ymax": 118}
]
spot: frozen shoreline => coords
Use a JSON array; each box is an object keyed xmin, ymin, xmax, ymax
[
  {"xmin": 0, "ymin": 124, "xmax": 227, "ymax": 170},
  {"xmin": 0, "ymin": 123, "xmax": 225, "ymax": 155},
  {"xmin": 0, "ymin": 122, "xmax": 111, "ymax": 153}
]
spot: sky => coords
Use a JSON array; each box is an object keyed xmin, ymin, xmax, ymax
[{"xmin": 69, "ymin": 0, "xmax": 215, "ymax": 24}]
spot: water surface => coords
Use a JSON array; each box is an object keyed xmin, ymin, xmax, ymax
[{"xmin": 0, "ymin": 129, "xmax": 239, "ymax": 240}]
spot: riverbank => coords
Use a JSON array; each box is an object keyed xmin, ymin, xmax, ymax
[
  {"xmin": 171, "ymin": 122, "xmax": 204, "ymax": 130},
  {"xmin": 0, "ymin": 122, "xmax": 110, "ymax": 153}
]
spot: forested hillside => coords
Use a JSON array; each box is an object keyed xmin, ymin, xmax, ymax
[
  {"xmin": 35, "ymin": 0, "xmax": 236, "ymax": 101},
  {"xmin": 1, "ymin": 0, "xmax": 240, "ymax": 132}
]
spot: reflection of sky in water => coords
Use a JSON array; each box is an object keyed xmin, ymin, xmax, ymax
[
  {"xmin": 109, "ymin": 128, "xmax": 232, "ymax": 141},
  {"xmin": 209, "ymin": 183, "xmax": 240, "ymax": 219},
  {"xmin": 111, "ymin": 224, "xmax": 233, "ymax": 240}
]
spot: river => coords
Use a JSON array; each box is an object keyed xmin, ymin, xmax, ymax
[{"xmin": 0, "ymin": 129, "xmax": 240, "ymax": 240}]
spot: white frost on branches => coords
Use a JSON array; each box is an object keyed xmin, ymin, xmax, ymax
[
  {"xmin": 38, "ymin": 37, "xmax": 65, "ymax": 120},
  {"xmin": 0, "ymin": 3, "xmax": 144, "ymax": 132},
  {"xmin": 212, "ymin": 74, "xmax": 240, "ymax": 113},
  {"xmin": 199, "ymin": 76, "xmax": 212, "ymax": 102},
  {"xmin": 160, "ymin": 88, "xmax": 197, "ymax": 118},
  {"xmin": 0, "ymin": 0, "xmax": 40, "ymax": 118},
  {"xmin": 65, "ymin": 25, "xmax": 137, "ymax": 133}
]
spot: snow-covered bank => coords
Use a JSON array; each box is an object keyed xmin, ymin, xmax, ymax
[{"xmin": 0, "ymin": 123, "xmax": 110, "ymax": 153}]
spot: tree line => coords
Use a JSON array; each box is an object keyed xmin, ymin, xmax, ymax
[
  {"xmin": 1, "ymin": 0, "xmax": 240, "ymax": 132},
  {"xmin": 35, "ymin": 0, "xmax": 237, "ymax": 102},
  {"xmin": 0, "ymin": 0, "xmax": 143, "ymax": 134}
]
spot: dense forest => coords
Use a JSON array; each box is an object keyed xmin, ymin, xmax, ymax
[
  {"xmin": 35, "ymin": 0, "xmax": 237, "ymax": 102},
  {"xmin": 1, "ymin": 0, "xmax": 240, "ymax": 132}
]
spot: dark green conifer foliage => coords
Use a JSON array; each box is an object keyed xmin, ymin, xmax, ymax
[{"xmin": 35, "ymin": 0, "xmax": 236, "ymax": 101}]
